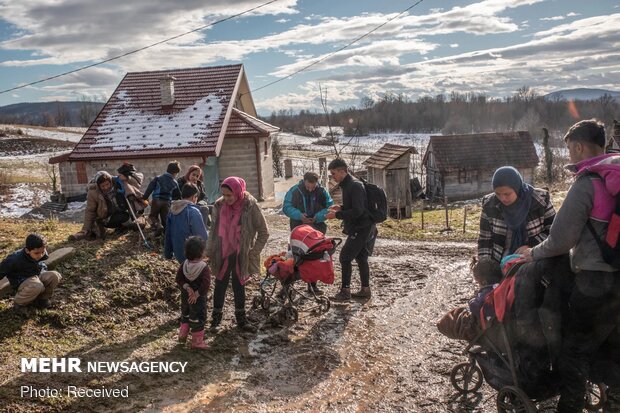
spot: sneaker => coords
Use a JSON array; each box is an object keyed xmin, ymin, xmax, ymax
[
  {"xmin": 351, "ymin": 287, "xmax": 371, "ymax": 299},
  {"xmin": 34, "ymin": 299, "xmax": 52, "ymax": 309},
  {"xmin": 332, "ymin": 288, "xmax": 351, "ymax": 302}
]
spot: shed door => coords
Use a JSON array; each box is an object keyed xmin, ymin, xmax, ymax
[{"xmin": 76, "ymin": 162, "xmax": 88, "ymax": 184}]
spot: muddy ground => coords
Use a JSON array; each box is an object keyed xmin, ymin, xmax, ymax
[{"xmin": 0, "ymin": 220, "xmax": 561, "ymax": 412}]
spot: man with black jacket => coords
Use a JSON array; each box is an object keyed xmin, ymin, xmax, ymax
[{"xmin": 326, "ymin": 158, "xmax": 376, "ymax": 301}]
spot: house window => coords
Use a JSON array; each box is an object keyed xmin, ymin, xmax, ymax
[{"xmin": 76, "ymin": 162, "xmax": 88, "ymax": 184}]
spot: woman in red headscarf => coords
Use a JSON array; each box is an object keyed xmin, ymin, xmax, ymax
[{"xmin": 206, "ymin": 176, "xmax": 269, "ymax": 332}]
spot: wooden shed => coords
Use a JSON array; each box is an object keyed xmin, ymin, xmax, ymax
[
  {"xmin": 362, "ymin": 143, "xmax": 417, "ymax": 218},
  {"xmin": 422, "ymin": 131, "xmax": 539, "ymax": 201},
  {"xmin": 49, "ymin": 64, "xmax": 279, "ymax": 202}
]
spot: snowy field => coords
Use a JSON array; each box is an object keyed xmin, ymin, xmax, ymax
[{"xmin": 0, "ymin": 125, "xmax": 85, "ymax": 142}]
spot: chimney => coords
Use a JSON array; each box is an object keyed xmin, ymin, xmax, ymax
[{"xmin": 160, "ymin": 75, "xmax": 176, "ymax": 108}]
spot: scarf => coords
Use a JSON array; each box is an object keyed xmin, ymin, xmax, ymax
[
  {"xmin": 217, "ymin": 176, "xmax": 246, "ymax": 280},
  {"xmin": 502, "ymin": 183, "xmax": 533, "ymax": 254}
]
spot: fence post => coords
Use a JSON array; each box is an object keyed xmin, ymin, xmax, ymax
[
  {"xmin": 421, "ymin": 202, "xmax": 425, "ymax": 230},
  {"xmin": 444, "ymin": 196, "xmax": 450, "ymax": 230},
  {"xmin": 463, "ymin": 206, "xmax": 467, "ymax": 234}
]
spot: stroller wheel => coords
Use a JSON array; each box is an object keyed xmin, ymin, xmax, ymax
[
  {"xmin": 318, "ymin": 296, "xmax": 330, "ymax": 313},
  {"xmin": 496, "ymin": 386, "xmax": 536, "ymax": 413},
  {"xmin": 252, "ymin": 296, "xmax": 262, "ymax": 309},
  {"xmin": 450, "ymin": 362, "xmax": 483, "ymax": 394},
  {"xmin": 261, "ymin": 296, "xmax": 271, "ymax": 311},
  {"xmin": 585, "ymin": 381, "xmax": 607, "ymax": 412}
]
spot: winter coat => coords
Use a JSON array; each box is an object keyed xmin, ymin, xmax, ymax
[
  {"xmin": 0, "ymin": 249, "xmax": 49, "ymax": 290},
  {"xmin": 478, "ymin": 188, "xmax": 555, "ymax": 263},
  {"xmin": 283, "ymin": 180, "xmax": 333, "ymax": 228},
  {"xmin": 335, "ymin": 174, "xmax": 373, "ymax": 234},
  {"xmin": 82, "ymin": 172, "xmax": 145, "ymax": 233},
  {"xmin": 206, "ymin": 193, "xmax": 269, "ymax": 278},
  {"xmin": 143, "ymin": 173, "xmax": 180, "ymax": 202},
  {"xmin": 164, "ymin": 200, "xmax": 209, "ymax": 263},
  {"xmin": 176, "ymin": 177, "xmax": 207, "ymax": 203},
  {"xmin": 175, "ymin": 262, "xmax": 210, "ymax": 296},
  {"xmin": 532, "ymin": 154, "xmax": 620, "ymax": 272}
]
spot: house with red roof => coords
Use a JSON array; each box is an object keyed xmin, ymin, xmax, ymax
[{"xmin": 49, "ymin": 64, "xmax": 279, "ymax": 202}]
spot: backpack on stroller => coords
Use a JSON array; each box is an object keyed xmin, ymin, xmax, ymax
[{"xmin": 253, "ymin": 225, "xmax": 341, "ymax": 326}]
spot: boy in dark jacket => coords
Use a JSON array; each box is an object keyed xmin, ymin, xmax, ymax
[
  {"xmin": 0, "ymin": 234, "xmax": 61, "ymax": 313},
  {"xmin": 164, "ymin": 183, "xmax": 208, "ymax": 263},
  {"xmin": 176, "ymin": 236, "xmax": 210, "ymax": 350},
  {"xmin": 143, "ymin": 161, "xmax": 181, "ymax": 231},
  {"xmin": 326, "ymin": 158, "xmax": 376, "ymax": 301}
]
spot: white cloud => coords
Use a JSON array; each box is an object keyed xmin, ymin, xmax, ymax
[
  {"xmin": 540, "ymin": 15, "xmax": 565, "ymax": 21},
  {"xmin": 276, "ymin": 18, "xmax": 290, "ymax": 23},
  {"xmin": 450, "ymin": 44, "xmax": 459, "ymax": 48}
]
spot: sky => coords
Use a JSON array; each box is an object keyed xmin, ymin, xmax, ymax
[{"xmin": 0, "ymin": 0, "xmax": 618, "ymax": 116}]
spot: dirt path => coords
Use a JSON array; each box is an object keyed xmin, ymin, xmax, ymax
[{"xmin": 141, "ymin": 235, "xmax": 493, "ymax": 412}]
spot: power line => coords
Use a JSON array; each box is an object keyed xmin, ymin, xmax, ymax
[
  {"xmin": 250, "ymin": 0, "xmax": 425, "ymax": 94},
  {"xmin": 0, "ymin": 0, "xmax": 281, "ymax": 95}
]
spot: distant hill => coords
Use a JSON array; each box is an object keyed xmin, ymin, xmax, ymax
[
  {"xmin": 544, "ymin": 88, "xmax": 620, "ymax": 101},
  {"xmin": 0, "ymin": 101, "xmax": 104, "ymax": 127}
]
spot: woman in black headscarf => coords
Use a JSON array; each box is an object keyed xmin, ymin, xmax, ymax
[{"xmin": 478, "ymin": 166, "xmax": 556, "ymax": 263}]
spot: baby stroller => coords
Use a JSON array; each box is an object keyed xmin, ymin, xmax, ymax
[
  {"xmin": 449, "ymin": 261, "xmax": 607, "ymax": 412},
  {"xmin": 253, "ymin": 225, "xmax": 341, "ymax": 326}
]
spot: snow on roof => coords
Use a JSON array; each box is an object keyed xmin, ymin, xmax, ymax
[{"xmin": 90, "ymin": 93, "xmax": 224, "ymax": 151}]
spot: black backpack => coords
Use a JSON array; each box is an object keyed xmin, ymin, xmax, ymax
[
  {"xmin": 586, "ymin": 191, "xmax": 620, "ymax": 268},
  {"xmin": 360, "ymin": 178, "xmax": 388, "ymax": 223}
]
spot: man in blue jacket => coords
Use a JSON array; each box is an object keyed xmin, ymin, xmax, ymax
[
  {"xmin": 143, "ymin": 161, "xmax": 181, "ymax": 232},
  {"xmin": 283, "ymin": 171, "xmax": 333, "ymax": 294},
  {"xmin": 164, "ymin": 183, "xmax": 208, "ymax": 263}
]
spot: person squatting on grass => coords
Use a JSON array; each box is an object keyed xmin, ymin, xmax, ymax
[
  {"xmin": 0, "ymin": 233, "xmax": 61, "ymax": 314},
  {"xmin": 520, "ymin": 119, "xmax": 620, "ymax": 413},
  {"xmin": 69, "ymin": 164, "xmax": 146, "ymax": 241},
  {"xmin": 207, "ymin": 177, "xmax": 269, "ymax": 333},
  {"xmin": 142, "ymin": 161, "xmax": 181, "ymax": 232},
  {"xmin": 477, "ymin": 166, "xmax": 556, "ymax": 263},
  {"xmin": 326, "ymin": 158, "xmax": 376, "ymax": 301},
  {"xmin": 282, "ymin": 171, "xmax": 333, "ymax": 295},
  {"xmin": 164, "ymin": 183, "xmax": 208, "ymax": 264},
  {"xmin": 176, "ymin": 236, "xmax": 211, "ymax": 350}
]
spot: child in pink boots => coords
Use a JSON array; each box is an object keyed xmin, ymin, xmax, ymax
[{"xmin": 175, "ymin": 236, "xmax": 211, "ymax": 349}]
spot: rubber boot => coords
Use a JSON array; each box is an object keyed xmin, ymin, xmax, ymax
[
  {"xmin": 351, "ymin": 286, "xmax": 371, "ymax": 298},
  {"xmin": 190, "ymin": 330, "xmax": 208, "ymax": 350},
  {"xmin": 332, "ymin": 287, "xmax": 351, "ymax": 302},
  {"xmin": 236, "ymin": 309, "xmax": 257, "ymax": 333},
  {"xmin": 178, "ymin": 323, "xmax": 190, "ymax": 343},
  {"xmin": 209, "ymin": 309, "xmax": 222, "ymax": 332}
]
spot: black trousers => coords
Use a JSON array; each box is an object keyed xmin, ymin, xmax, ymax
[
  {"xmin": 557, "ymin": 270, "xmax": 620, "ymax": 413},
  {"xmin": 149, "ymin": 199, "xmax": 170, "ymax": 228},
  {"xmin": 339, "ymin": 225, "xmax": 375, "ymax": 289},
  {"xmin": 180, "ymin": 289, "xmax": 206, "ymax": 332},
  {"xmin": 213, "ymin": 255, "xmax": 245, "ymax": 313}
]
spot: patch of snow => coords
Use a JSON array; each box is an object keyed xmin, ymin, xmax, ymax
[
  {"xmin": 66, "ymin": 201, "xmax": 86, "ymax": 211},
  {"xmin": 19, "ymin": 127, "xmax": 83, "ymax": 143},
  {"xmin": 90, "ymin": 92, "xmax": 225, "ymax": 151},
  {"xmin": 0, "ymin": 183, "xmax": 51, "ymax": 218}
]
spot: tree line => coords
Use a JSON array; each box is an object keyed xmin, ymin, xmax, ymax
[{"xmin": 264, "ymin": 86, "xmax": 619, "ymax": 144}]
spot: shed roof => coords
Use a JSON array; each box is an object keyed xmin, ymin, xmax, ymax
[
  {"xmin": 422, "ymin": 131, "xmax": 539, "ymax": 172},
  {"xmin": 362, "ymin": 143, "xmax": 417, "ymax": 169},
  {"xmin": 65, "ymin": 64, "xmax": 270, "ymax": 162}
]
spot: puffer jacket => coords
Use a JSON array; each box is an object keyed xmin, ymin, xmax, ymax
[
  {"xmin": 206, "ymin": 193, "xmax": 269, "ymax": 278},
  {"xmin": 164, "ymin": 200, "xmax": 208, "ymax": 263}
]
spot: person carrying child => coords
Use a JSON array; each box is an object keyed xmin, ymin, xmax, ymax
[
  {"xmin": 0, "ymin": 234, "xmax": 61, "ymax": 314},
  {"xmin": 143, "ymin": 161, "xmax": 181, "ymax": 232},
  {"xmin": 176, "ymin": 236, "xmax": 210, "ymax": 350}
]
